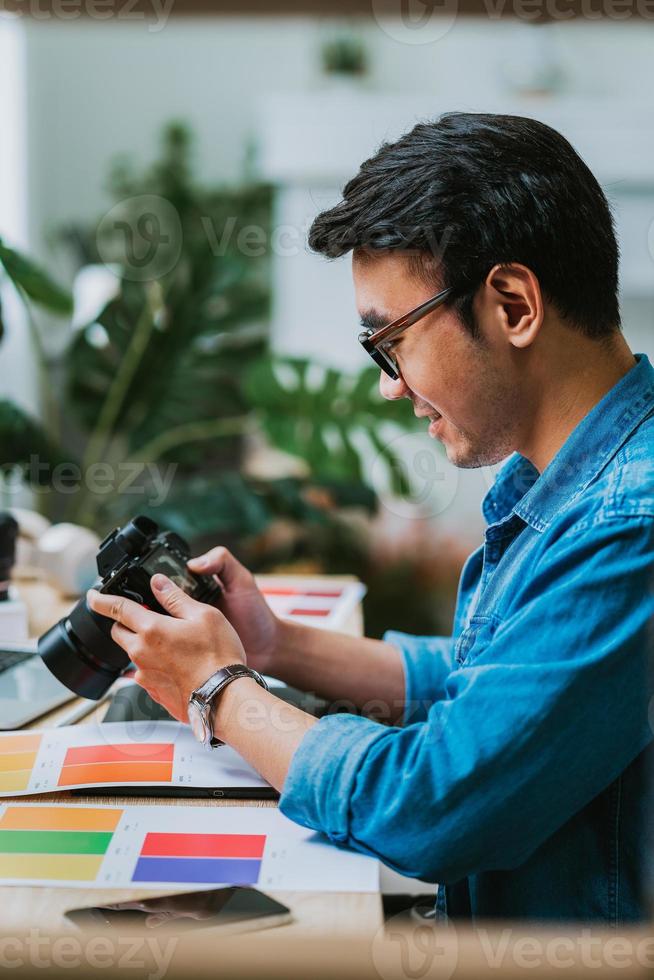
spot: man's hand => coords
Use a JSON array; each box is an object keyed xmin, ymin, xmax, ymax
[
  {"xmin": 188, "ymin": 545, "xmax": 407, "ymax": 722},
  {"xmin": 187, "ymin": 547, "xmax": 283, "ymax": 675},
  {"xmin": 87, "ymin": 573, "xmax": 246, "ymax": 722}
]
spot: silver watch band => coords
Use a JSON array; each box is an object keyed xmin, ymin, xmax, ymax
[{"xmin": 191, "ymin": 664, "xmax": 268, "ymax": 747}]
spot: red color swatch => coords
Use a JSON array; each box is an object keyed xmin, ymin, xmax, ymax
[
  {"xmin": 141, "ymin": 833, "xmax": 267, "ymax": 859},
  {"xmin": 63, "ymin": 743, "xmax": 174, "ymax": 766}
]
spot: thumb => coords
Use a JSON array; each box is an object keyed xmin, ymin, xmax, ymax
[{"xmin": 151, "ymin": 574, "xmax": 199, "ymax": 619}]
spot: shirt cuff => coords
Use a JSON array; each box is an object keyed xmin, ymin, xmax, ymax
[
  {"xmin": 279, "ymin": 712, "xmax": 389, "ymax": 843},
  {"xmin": 383, "ymin": 629, "xmax": 454, "ymax": 726}
]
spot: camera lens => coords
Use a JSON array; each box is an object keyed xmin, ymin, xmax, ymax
[
  {"xmin": 38, "ymin": 516, "xmax": 153, "ymax": 699},
  {"xmin": 38, "ymin": 515, "xmax": 221, "ymax": 700},
  {"xmin": 0, "ymin": 513, "xmax": 18, "ymax": 603},
  {"xmin": 39, "ymin": 597, "xmax": 131, "ymax": 700}
]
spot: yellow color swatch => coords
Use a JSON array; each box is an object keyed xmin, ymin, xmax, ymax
[
  {"xmin": 0, "ymin": 734, "xmax": 42, "ymax": 795},
  {"xmin": 0, "ymin": 853, "xmax": 103, "ymax": 881},
  {"xmin": 0, "ymin": 771, "xmax": 32, "ymax": 793},
  {"xmin": 0, "ymin": 752, "xmax": 38, "ymax": 773},
  {"xmin": 0, "ymin": 806, "xmax": 123, "ymax": 833},
  {"xmin": 0, "ymin": 769, "xmax": 32, "ymax": 793}
]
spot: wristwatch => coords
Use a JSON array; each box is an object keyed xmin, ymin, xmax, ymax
[{"xmin": 188, "ymin": 664, "xmax": 269, "ymax": 748}]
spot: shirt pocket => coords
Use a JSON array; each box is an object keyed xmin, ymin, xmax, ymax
[{"xmin": 454, "ymin": 614, "xmax": 501, "ymax": 668}]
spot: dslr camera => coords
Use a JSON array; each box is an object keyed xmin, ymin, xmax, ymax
[{"xmin": 39, "ymin": 515, "xmax": 221, "ymax": 700}]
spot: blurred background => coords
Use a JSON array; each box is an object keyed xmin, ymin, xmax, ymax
[{"xmin": 0, "ymin": 4, "xmax": 652, "ymax": 638}]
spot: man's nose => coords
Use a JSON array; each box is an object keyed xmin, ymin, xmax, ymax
[{"xmin": 379, "ymin": 370, "xmax": 410, "ymax": 401}]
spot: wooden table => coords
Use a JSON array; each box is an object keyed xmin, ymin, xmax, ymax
[{"xmin": 2, "ymin": 576, "xmax": 381, "ymax": 941}]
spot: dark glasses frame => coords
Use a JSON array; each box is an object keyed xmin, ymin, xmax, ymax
[{"xmin": 358, "ymin": 285, "xmax": 455, "ymax": 380}]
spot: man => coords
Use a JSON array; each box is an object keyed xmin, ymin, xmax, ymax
[{"xmin": 90, "ymin": 113, "xmax": 654, "ymax": 923}]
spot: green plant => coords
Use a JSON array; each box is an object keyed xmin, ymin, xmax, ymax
[
  {"xmin": 245, "ymin": 357, "xmax": 416, "ymax": 494},
  {"xmin": 0, "ymin": 238, "xmax": 74, "ymax": 492},
  {"xmin": 321, "ymin": 36, "xmax": 368, "ymax": 77},
  {"xmin": 0, "ymin": 122, "xmax": 424, "ymax": 557},
  {"xmin": 56, "ymin": 124, "xmax": 273, "ymax": 530}
]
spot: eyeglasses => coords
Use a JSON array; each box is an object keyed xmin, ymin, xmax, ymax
[{"xmin": 357, "ymin": 286, "xmax": 455, "ymax": 380}]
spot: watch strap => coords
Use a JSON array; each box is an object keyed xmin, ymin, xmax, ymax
[{"xmin": 191, "ymin": 664, "xmax": 269, "ymax": 747}]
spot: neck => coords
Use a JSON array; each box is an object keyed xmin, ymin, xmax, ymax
[{"xmin": 519, "ymin": 333, "xmax": 636, "ymax": 473}]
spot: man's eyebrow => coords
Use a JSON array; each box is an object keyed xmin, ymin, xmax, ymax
[{"xmin": 359, "ymin": 310, "xmax": 388, "ymax": 334}]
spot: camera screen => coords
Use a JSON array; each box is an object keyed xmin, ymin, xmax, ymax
[{"xmin": 142, "ymin": 545, "xmax": 197, "ymax": 594}]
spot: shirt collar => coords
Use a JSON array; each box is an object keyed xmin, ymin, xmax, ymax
[{"xmin": 482, "ymin": 353, "xmax": 654, "ymax": 532}]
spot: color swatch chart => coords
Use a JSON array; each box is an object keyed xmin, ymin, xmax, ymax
[
  {"xmin": 0, "ymin": 803, "xmax": 379, "ymax": 892},
  {"xmin": 0, "ymin": 733, "xmax": 42, "ymax": 795},
  {"xmin": 132, "ymin": 832, "xmax": 266, "ymax": 885},
  {"xmin": 58, "ymin": 741, "xmax": 174, "ymax": 787},
  {"xmin": 0, "ymin": 721, "xmax": 269, "ymax": 797},
  {"xmin": 0, "ymin": 804, "xmax": 120, "ymax": 882},
  {"xmin": 258, "ymin": 577, "xmax": 366, "ymax": 627}
]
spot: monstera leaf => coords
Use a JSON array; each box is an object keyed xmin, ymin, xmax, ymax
[
  {"xmin": 244, "ymin": 357, "xmax": 422, "ymax": 494},
  {"xmin": 0, "ymin": 239, "xmax": 73, "ymax": 315},
  {"xmin": 66, "ymin": 266, "xmax": 268, "ymax": 459}
]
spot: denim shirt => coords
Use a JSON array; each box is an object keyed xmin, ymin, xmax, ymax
[{"xmin": 280, "ymin": 353, "xmax": 654, "ymax": 923}]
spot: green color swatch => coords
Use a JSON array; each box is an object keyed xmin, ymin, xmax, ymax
[{"xmin": 0, "ymin": 830, "xmax": 113, "ymax": 855}]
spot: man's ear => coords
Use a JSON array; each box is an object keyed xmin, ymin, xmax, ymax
[{"xmin": 480, "ymin": 263, "xmax": 544, "ymax": 349}]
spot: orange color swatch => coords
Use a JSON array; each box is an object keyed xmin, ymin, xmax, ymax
[{"xmin": 0, "ymin": 805, "xmax": 122, "ymax": 832}]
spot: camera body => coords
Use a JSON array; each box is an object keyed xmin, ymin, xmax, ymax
[{"xmin": 39, "ymin": 516, "xmax": 221, "ymax": 700}]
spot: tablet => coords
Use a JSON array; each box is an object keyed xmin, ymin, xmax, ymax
[{"xmin": 0, "ymin": 646, "xmax": 75, "ymax": 729}]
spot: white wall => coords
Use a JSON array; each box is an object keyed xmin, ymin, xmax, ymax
[{"xmin": 21, "ymin": 18, "xmax": 654, "ymax": 244}]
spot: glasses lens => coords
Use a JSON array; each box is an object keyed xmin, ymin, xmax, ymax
[
  {"xmin": 371, "ymin": 347, "xmax": 399, "ymax": 380},
  {"xmin": 358, "ymin": 330, "xmax": 399, "ymax": 380}
]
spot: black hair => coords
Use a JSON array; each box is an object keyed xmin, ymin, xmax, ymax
[{"xmin": 308, "ymin": 112, "xmax": 621, "ymax": 338}]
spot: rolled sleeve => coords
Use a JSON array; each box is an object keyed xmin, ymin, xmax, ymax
[
  {"xmin": 279, "ymin": 713, "xmax": 389, "ymax": 843},
  {"xmin": 383, "ymin": 630, "xmax": 455, "ymax": 726}
]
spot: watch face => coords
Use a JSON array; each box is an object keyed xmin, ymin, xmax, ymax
[{"xmin": 188, "ymin": 701, "xmax": 206, "ymax": 744}]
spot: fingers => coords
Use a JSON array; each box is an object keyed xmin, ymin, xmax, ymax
[
  {"xmin": 110, "ymin": 621, "xmax": 138, "ymax": 655},
  {"xmin": 187, "ymin": 546, "xmax": 252, "ymax": 590},
  {"xmin": 87, "ymin": 589, "xmax": 154, "ymax": 632},
  {"xmin": 151, "ymin": 574, "xmax": 204, "ymax": 620}
]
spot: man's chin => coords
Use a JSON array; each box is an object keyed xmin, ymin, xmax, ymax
[
  {"xmin": 445, "ymin": 448, "xmax": 483, "ymax": 469},
  {"xmin": 442, "ymin": 438, "xmax": 508, "ymax": 470}
]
